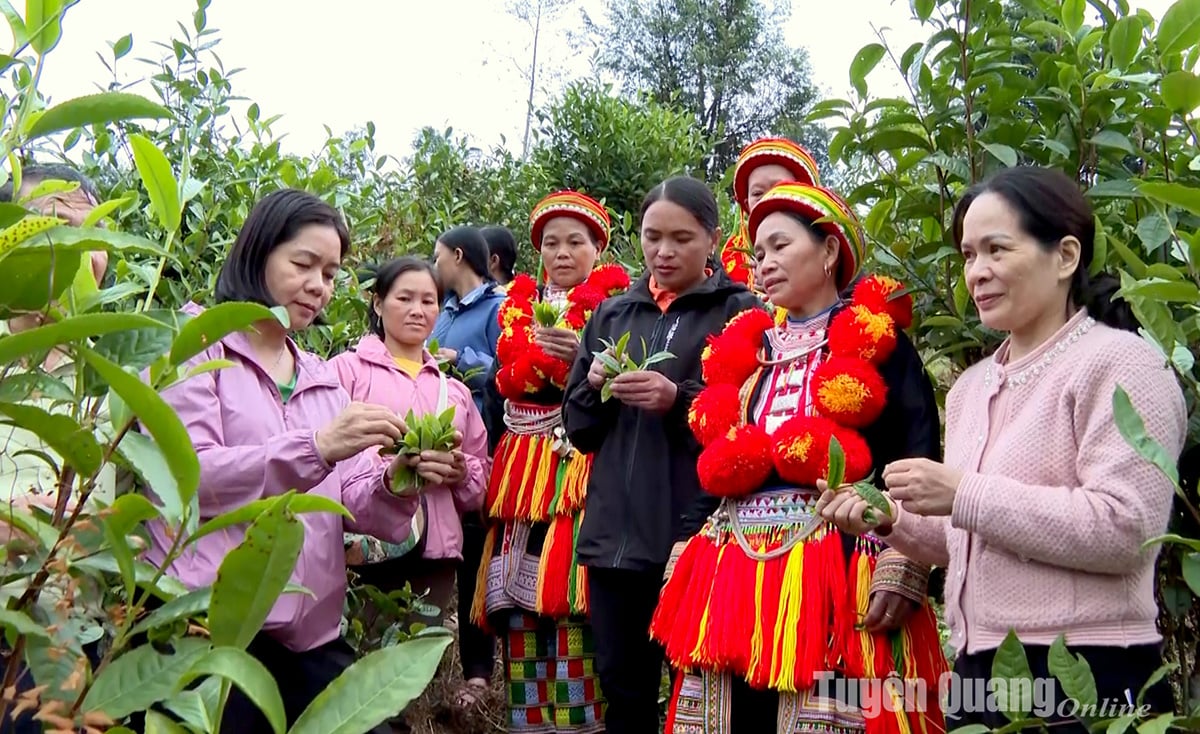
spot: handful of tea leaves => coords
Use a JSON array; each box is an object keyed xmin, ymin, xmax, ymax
[
  {"xmin": 825, "ymin": 436, "xmax": 893, "ymax": 525},
  {"xmin": 382, "ymin": 406, "xmax": 458, "ymax": 494},
  {"xmin": 533, "ymin": 301, "xmax": 567, "ymax": 328},
  {"xmin": 592, "ymin": 332, "xmax": 676, "ymax": 402}
]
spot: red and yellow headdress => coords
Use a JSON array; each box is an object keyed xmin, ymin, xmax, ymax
[
  {"xmin": 731, "ymin": 137, "xmax": 822, "ymax": 213},
  {"xmin": 529, "ymin": 190, "xmax": 611, "ymax": 253},
  {"xmin": 747, "ymin": 181, "xmax": 866, "ymax": 293}
]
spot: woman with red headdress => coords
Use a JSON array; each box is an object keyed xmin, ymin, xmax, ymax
[
  {"xmin": 719, "ymin": 138, "xmax": 823, "ymax": 294},
  {"xmin": 649, "ymin": 181, "xmax": 949, "ymax": 733},
  {"xmin": 473, "ymin": 190, "xmax": 630, "ymax": 733}
]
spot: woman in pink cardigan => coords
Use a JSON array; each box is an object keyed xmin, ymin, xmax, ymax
[
  {"xmin": 331, "ymin": 256, "xmax": 489, "ymax": 631},
  {"xmin": 818, "ymin": 167, "xmax": 1186, "ymax": 732}
]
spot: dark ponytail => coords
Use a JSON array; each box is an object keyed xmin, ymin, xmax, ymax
[{"xmin": 951, "ymin": 166, "xmax": 1138, "ymax": 333}]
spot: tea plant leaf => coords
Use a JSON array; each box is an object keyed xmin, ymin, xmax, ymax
[
  {"xmin": 169, "ymin": 301, "xmax": 282, "ymax": 366},
  {"xmin": 20, "ymin": 225, "xmax": 169, "ymax": 257},
  {"xmin": 1138, "ymin": 181, "xmax": 1200, "ymax": 216},
  {"xmin": 178, "ymin": 647, "xmax": 286, "ymax": 734},
  {"xmin": 144, "ymin": 711, "xmax": 190, "ymax": 734},
  {"xmin": 0, "ymin": 312, "xmax": 169, "ymax": 366},
  {"xmin": 990, "ymin": 630, "xmax": 1034, "ymax": 721},
  {"xmin": 1107, "ymin": 713, "xmax": 1138, "ymax": 733},
  {"xmin": 0, "ymin": 400, "xmax": 103, "ymax": 476},
  {"xmin": 1157, "ymin": 0, "xmax": 1200, "ymax": 56},
  {"xmin": 850, "ymin": 43, "xmax": 886, "ymax": 98},
  {"xmin": 1137, "ymin": 663, "xmax": 1179, "ymax": 706},
  {"xmin": 81, "ymin": 193, "xmax": 136, "ymax": 229},
  {"xmin": 287, "ymin": 630, "xmax": 452, "ymax": 734},
  {"xmin": 208, "ymin": 493, "xmax": 304, "ymax": 649},
  {"xmin": 1136, "ymin": 713, "xmax": 1181, "ymax": 734},
  {"xmin": 113, "ymin": 429, "xmax": 192, "ymax": 530},
  {"xmin": 25, "ymin": 0, "xmax": 71, "ymax": 55},
  {"xmin": 1112, "ymin": 384, "xmax": 1180, "ymax": 484},
  {"xmin": 101, "ymin": 494, "xmax": 161, "ymax": 596},
  {"xmin": 826, "ymin": 435, "xmax": 846, "ymax": 491},
  {"xmin": 0, "ymin": 609, "xmax": 50, "ymax": 640},
  {"xmin": 1047, "ymin": 635, "xmax": 1098, "ymax": 708},
  {"xmin": 129, "ymin": 133, "xmax": 181, "ymax": 231},
  {"xmin": 82, "ymin": 637, "xmax": 211, "ymax": 720},
  {"xmin": 1182, "ymin": 551, "xmax": 1200, "ymax": 596},
  {"xmin": 25, "ymin": 92, "xmax": 170, "ymax": 141},
  {"xmin": 79, "ymin": 346, "xmax": 201, "ymax": 503},
  {"xmin": 1061, "ymin": 0, "xmax": 1085, "ymax": 33},
  {"xmin": 0, "ymin": 214, "xmax": 61, "ymax": 262},
  {"xmin": 1108, "ymin": 16, "xmax": 1143, "ymax": 70},
  {"xmin": 1161, "ymin": 70, "xmax": 1200, "ymax": 112},
  {"xmin": 1142, "ymin": 532, "xmax": 1200, "ymax": 552},
  {"xmin": 130, "ymin": 587, "xmax": 212, "ymax": 636},
  {"xmin": 981, "ymin": 141, "xmax": 1018, "ymax": 167}
]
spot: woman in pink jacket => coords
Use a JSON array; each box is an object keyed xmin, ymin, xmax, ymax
[
  {"xmin": 146, "ymin": 190, "xmax": 430, "ymax": 734},
  {"xmin": 818, "ymin": 167, "xmax": 1186, "ymax": 732},
  {"xmin": 331, "ymin": 256, "xmax": 489, "ymax": 629}
]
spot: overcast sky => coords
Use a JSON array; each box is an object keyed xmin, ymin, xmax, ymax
[{"xmin": 30, "ymin": 0, "xmax": 1175, "ymax": 162}]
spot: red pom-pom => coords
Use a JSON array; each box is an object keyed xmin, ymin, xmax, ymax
[
  {"xmin": 722, "ymin": 308, "xmax": 774, "ymax": 348},
  {"xmin": 828, "ymin": 304, "xmax": 898, "ymax": 365},
  {"xmin": 530, "ymin": 348, "xmax": 571, "ymax": 389},
  {"xmin": 853, "ymin": 274, "xmax": 913, "ymax": 329},
  {"xmin": 721, "ymin": 246, "xmax": 754, "ymax": 289},
  {"xmin": 810, "ymin": 356, "xmax": 888, "ymax": 428},
  {"xmin": 698, "ymin": 424, "xmax": 774, "ymax": 498},
  {"xmin": 831, "ymin": 426, "xmax": 874, "ymax": 483},
  {"xmin": 688, "ymin": 384, "xmax": 744, "ymax": 446},
  {"xmin": 700, "ymin": 336, "xmax": 761, "ymax": 388},
  {"xmin": 507, "ymin": 274, "xmax": 538, "ymax": 303},
  {"xmin": 770, "ymin": 415, "xmax": 838, "ymax": 487},
  {"xmin": 496, "ymin": 313, "xmax": 533, "ymax": 365},
  {"xmin": 588, "ymin": 263, "xmax": 631, "ymax": 295},
  {"xmin": 497, "ymin": 358, "xmax": 544, "ymax": 401}
]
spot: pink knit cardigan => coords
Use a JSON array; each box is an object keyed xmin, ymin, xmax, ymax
[{"xmin": 886, "ymin": 309, "xmax": 1186, "ymax": 655}]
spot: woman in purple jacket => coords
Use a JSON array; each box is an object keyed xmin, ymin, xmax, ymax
[{"xmin": 145, "ymin": 190, "xmax": 430, "ymax": 734}]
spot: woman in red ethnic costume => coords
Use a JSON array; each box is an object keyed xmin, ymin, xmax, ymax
[
  {"xmin": 650, "ymin": 181, "xmax": 949, "ymax": 733},
  {"xmin": 474, "ymin": 190, "xmax": 630, "ymax": 733},
  {"xmin": 719, "ymin": 138, "xmax": 822, "ymax": 293}
]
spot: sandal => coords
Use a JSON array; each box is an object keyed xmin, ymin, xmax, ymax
[{"xmin": 454, "ymin": 678, "xmax": 489, "ymax": 708}]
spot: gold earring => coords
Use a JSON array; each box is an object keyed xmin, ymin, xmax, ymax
[{"xmin": 823, "ymin": 262, "xmax": 832, "ymax": 279}]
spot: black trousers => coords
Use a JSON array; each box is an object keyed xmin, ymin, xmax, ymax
[
  {"xmin": 587, "ymin": 566, "xmax": 667, "ymax": 734},
  {"xmin": 948, "ymin": 642, "xmax": 1175, "ymax": 733},
  {"xmin": 457, "ymin": 512, "xmax": 497, "ymax": 681}
]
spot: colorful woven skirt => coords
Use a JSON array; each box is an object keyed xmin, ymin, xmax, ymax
[
  {"xmin": 650, "ymin": 489, "xmax": 948, "ymax": 734},
  {"xmin": 502, "ymin": 609, "xmax": 605, "ymax": 733}
]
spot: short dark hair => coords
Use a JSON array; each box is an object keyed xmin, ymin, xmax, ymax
[
  {"xmin": 952, "ymin": 166, "xmax": 1136, "ymax": 333},
  {"xmin": 481, "ymin": 225, "xmax": 517, "ymax": 283},
  {"xmin": 436, "ymin": 225, "xmax": 491, "ymax": 281},
  {"xmin": 640, "ymin": 176, "xmax": 720, "ymax": 233},
  {"xmin": 0, "ymin": 163, "xmax": 100, "ymax": 204},
  {"xmin": 215, "ymin": 189, "xmax": 351, "ymax": 306},
  {"xmin": 368, "ymin": 256, "xmax": 442, "ymax": 339}
]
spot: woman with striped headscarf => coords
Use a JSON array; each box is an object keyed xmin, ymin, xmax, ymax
[
  {"xmin": 474, "ymin": 190, "xmax": 630, "ymax": 733},
  {"xmin": 650, "ymin": 180, "xmax": 949, "ymax": 734}
]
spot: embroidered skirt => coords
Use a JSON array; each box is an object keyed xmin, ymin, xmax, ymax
[
  {"xmin": 472, "ymin": 401, "xmax": 593, "ymax": 626},
  {"xmin": 650, "ymin": 489, "xmax": 948, "ymax": 734},
  {"xmin": 502, "ymin": 609, "xmax": 605, "ymax": 733}
]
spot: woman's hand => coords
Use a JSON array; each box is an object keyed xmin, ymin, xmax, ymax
[
  {"xmin": 815, "ymin": 479, "xmax": 897, "ymax": 535},
  {"xmin": 587, "ymin": 349, "xmax": 613, "ymax": 389},
  {"xmin": 316, "ymin": 402, "xmax": 407, "ymax": 464},
  {"xmin": 534, "ymin": 327, "xmax": 580, "ymax": 362},
  {"xmin": 882, "ymin": 458, "xmax": 962, "ymax": 517},
  {"xmin": 436, "ymin": 347, "xmax": 459, "ymax": 365},
  {"xmin": 609, "ymin": 371, "xmax": 678, "ymax": 413},
  {"xmin": 414, "ymin": 448, "xmax": 468, "ymax": 486},
  {"xmin": 863, "ymin": 591, "xmax": 916, "ymax": 633}
]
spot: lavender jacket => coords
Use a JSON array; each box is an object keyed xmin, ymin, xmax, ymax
[
  {"xmin": 330, "ymin": 334, "xmax": 489, "ymax": 560},
  {"xmin": 143, "ymin": 303, "xmax": 419, "ymax": 652}
]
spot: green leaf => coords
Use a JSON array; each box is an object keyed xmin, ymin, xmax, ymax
[
  {"xmin": 0, "ymin": 609, "xmax": 50, "ymax": 639},
  {"xmin": 0, "ymin": 1, "xmax": 28, "ymax": 47},
  {"xmin": 1107, "ymin": 713, "xmax": 1138, "ymax": 733},
  {"xmin": 1137, "ymin": 663, "xmax": 1179, "ymax": 706},
  {"xmin": 942, "ymin": 727, "xmax": 990, "ymax": 734},
  {"xmin": 0, "ymin": 371, "xmax": 73, "ymax": 403},
  {"xmin": 990, "ymin": 630, "xmax": 1034, "ymax": 721},
  {"xmin": 82, "ymin": 637, "xmax": 211, "ymax": 720},
  {"xmin": 1156, "ymin": 0, "xmax": 1200, "ymax": 56},
  {"xmin": 170, "ymin": 301, "xmax": 280, "ymax": 366},
  {"xmin": 1136, "ymin": 714, "xmax": 1180, "ymax": 734},
  {"xmin": 81, "ymin": 193, "xmax": 135, "ymax": 229},
  {"xmin": 130, "ymin": 587, "xmax": 212, "ymax": 636},
  {"xmin": 1112, "ymin": 384, "xmax": 1180, "ymax": 484},
  {"xmin": 1135, "ymin": 214, "xmax": 1172, "ymax": 253},
  {"xmin": 1122, "ymin": 278, "xmax": 1200, "ymax": 302},
  {"xmin": 188, "ymin": 492, "xmax": 352, "ymax": 547},
  {"xmin": 144, "ymin": 711, "xmax": 191, "ymax": 734},
  {"xmin": 208, "ymin": 494, "xmax": 304, "ymax": 649},
  {"xmin": 1089, "ymin": 130, "xmax": 1137, "ymax": 154},
  {"xmin": 920, "ymin": 315, "xmax": 965, "ymax": 329},
  {"xmin": 1061, "ymin": 0, "xmax": 1085, "ymax": 34},
  {"xmin": 178, "ymin": 647, "xmax": 286, "ymax": 734},
  {"xmin": 78, "ymin": 346, "xmax": 200, "ymax": 503},
  {"xmin": 1182, "ymin": 552, "xmax": 1200, "ymax": 596},
  {"xmin": 1109, "ymin": 16, "xmax": 1143, "ymax": 70},
  {"xmin": 163, "ymin": 678, "xmax": 220, "ymax": 733},
  {"xmin": 25, "ymin": 0, "xmax": 71, "ymax": 55},
  {"xmin": 129, "ymin": 133, "xmax": 181, "ymax": 232},
  {"xmin": 25, "ymin": 92, "xmax": 170, "ymax": 141},
  {"xmin": 0, "ymin": 246, "xmax": 80, "ymax": 317},
  {"xmin": 1047, "ymin": 635, "xmax": 1098, "ymax": 708},
  {"xmin": 20, "ymin": 224, "xmax": 169, "ymax": 257},
  {"xmin": 980, "ymin": 142, "xmax": 1018, "ymax": 167},
  {"xmin": 826, "ymin": 435, "xmax": 846, "ymax": 490},
  {"xmin": 1140, "ymin": 181, "xmax": 1200, "ymax": 215},
  {"xmin": 911, "ymin": 0, "xmax": 934, "ymax": 22},
  {"xmin": 850, "ymin": 43, "xmax": 886, "ymax": 98},
  {"xmin": 101, "ymin": 494, "xmax": 161, "ymax": 595},
  {"xmin": 112, "ymin": 32, "xmax": 132, "ymax": 58},
  {"xmin": 1143, "ymin": 532, "xmax": 1200, "ymax": 552},
  {"xmin": 113, "ymin": 430, "xmax": 192, "ymax": 529},
  {"xmin": 1161, "ymin": 71, "xmax": 1200, "ymax": 113},
  {"xmin": 287, "ymin": 630, "xmax": 452, "ymax": 734},
  {"xmin": 0, "ymin": 312, "xmax": 169, "ymax": 366},
  {"xmin": 0, "ymin": 401, "xmax": 102, "ymax": 476}
]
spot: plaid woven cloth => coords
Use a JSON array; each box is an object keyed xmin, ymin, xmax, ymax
[{"xmin": 502, "ymin": 610, "xmax": 605, "ymax": 733}]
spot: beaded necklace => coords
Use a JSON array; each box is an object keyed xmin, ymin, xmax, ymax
[{"xmin": 753, "ymin": 305, "xmax": 836, "ymax": 433}]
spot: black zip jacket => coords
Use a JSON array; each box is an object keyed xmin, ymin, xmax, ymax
[{"xmin": 563, "ymin": 269, "xmax": 761, "ymax": 572}]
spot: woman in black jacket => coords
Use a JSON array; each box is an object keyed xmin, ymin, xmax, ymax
[{"xmin": 563, "ymin": 176, "xmax": 761, "ymax": 734}]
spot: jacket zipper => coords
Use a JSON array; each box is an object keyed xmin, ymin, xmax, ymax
[{"xmin": 612, "ymin": 312, "xmax": 667, "ymax": 568}]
